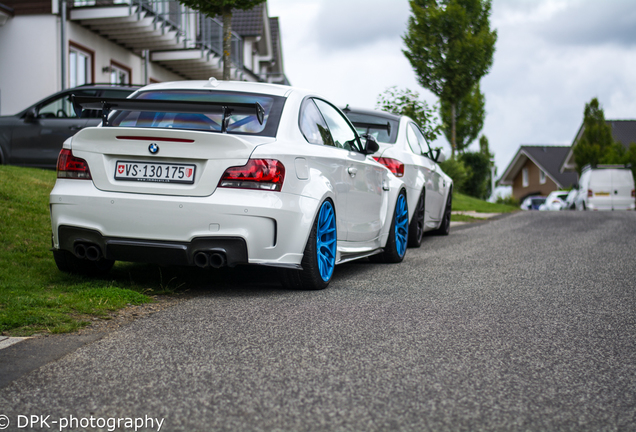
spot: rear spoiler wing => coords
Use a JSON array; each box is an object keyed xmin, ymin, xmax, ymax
[
  {"xmin": 71, "ymin": 95, "xmax": 265, "ymax": 133},
  {"xmin": 351, "ymin": 121, "xmax": 391, "ymax": 136}
]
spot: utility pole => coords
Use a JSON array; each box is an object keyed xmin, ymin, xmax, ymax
[{"xmin": 60, "ymin": 0, "xmax": 66, "ymax": 90}]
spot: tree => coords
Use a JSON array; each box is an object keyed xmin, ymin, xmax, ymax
[
  {"xmin": 459, "ymin": 151, "xmax": 490, "ymax": 199},
  {"xmin": 440, "ymin": 83, "xmax": 485, "ymax": 153},
  {"xmin": 403, "ymin": 0, "xmax": 497, "ymax": 157},
  {"xmin": 177, "ymin": 0, "xmax": 265, "ymax": 80},
  {"xmin": 479, "ymin": 134, "xmax": 491, "ymax": 158},
  {"xmin": 573, "ymin": 98, "xmax": 624, "ymax": 174},
  {"xmin": 376, "ymin": 86, "xmax": 441, "ymax": 142}
]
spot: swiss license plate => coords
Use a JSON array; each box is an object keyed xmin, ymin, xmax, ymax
[{"xmin": 114, "ymin": 161, "xmax": 196, "ymax": 184}]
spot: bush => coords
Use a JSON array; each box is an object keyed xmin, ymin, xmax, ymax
[
  {"xmin": 439, "ymin": 158, "xmax": 469, "ymax": 193},
  {"xmin": 496, "ymin": 195, "xmax": 519, "ymax": 207},
  {"xmin": 459, "ymin": 151, "xmax": 491, "ymax": 200}
]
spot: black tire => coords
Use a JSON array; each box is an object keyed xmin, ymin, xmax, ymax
[
  {"xmin": 369, "ymin": 189, "xmax": 408, "ymax": 264},
  {"xmin": 407, "ymin": 190, "xmax": 425, "ymax": 248},
  {"xmin": 432, "ymin": 190, "xmax": 452, "ymax": 236},
  {"xmin": 279, "ymin": 200, "xmax": 336, "ymax": 290},
  {"xmin": 53, "ymin": 249, "xmax": 115, "ymax": 276}
]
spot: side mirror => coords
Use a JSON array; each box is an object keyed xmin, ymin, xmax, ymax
[
  {"xmin": 434, "ymin": 148, "xmax": 446, "ymax": 163},
  {"xmin": 24, "ymin": 107, "xmax": 37, "ymax": 123},
  {"xmin": 361, "ymin": 134, "xmax": 379, "ymax": 155}
]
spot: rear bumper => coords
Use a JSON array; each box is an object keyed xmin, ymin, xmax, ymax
[
  {"xmin": 50, "ymin": 179, "xmax": 318, "ymax": 268},
  {"xmin": 57, "ymin": 225, "xmax": 249, "ymax": 267}
]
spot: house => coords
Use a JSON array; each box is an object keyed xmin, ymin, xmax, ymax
[
  {"xmin": 0, "ymin": 0, "xmax": 289, "ymax": 115},
  {"xmin": 560, "ymin": 120, "xmax": 636, "ymax": 173},
  {"xmin": 499, "ymin": 146, "xmax": 579, "ymax": 201}
]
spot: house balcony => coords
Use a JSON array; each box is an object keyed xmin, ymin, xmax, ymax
[
  {"xmin": 152, "ymin": 14, "xmax": 245, "ymax": 81},
  {"xmin": 70, "ymin": 0, "xmax": 246, "ymax": 80},
  {"xmin": 70, "ymin": 0, "xmax": 191, "ymax": 52}
]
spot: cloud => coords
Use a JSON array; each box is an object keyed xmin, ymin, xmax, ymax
[
  {"xmin": 312, "ymin": 0, "xmax": 411, "ymax": 51},
  {"xmin": 538, "ymin": 0, "xmax": 636, "ymax": 47}
]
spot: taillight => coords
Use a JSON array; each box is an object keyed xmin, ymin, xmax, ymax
[
  {"xmin": 219, "ymin": 159, "xmax": 285, "ymax": 191},
  {"xmin": 57, "ymin": 149, "xmax": 91, "ymax": 180},
  {"xmin": 373, "ymin": 157, "xmax": 404, "ymax": 177},
  {"xmin": 587, "ymin": 189, "xmax": 593, "ymax": 198}
]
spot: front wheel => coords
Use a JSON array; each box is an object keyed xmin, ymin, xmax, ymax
[
  {"xmin": 432, "ymin": 190, "xmax": 452, "ymax": 236},
  {"xmin": 370, "ymin": 190, "xmax": 408, "ymax": 263},
  {"xmin": 279, "ymin": 200, "xmax": 337, "ymax": 290},
  {"xmin": 408, "ymin": 190, "xmax": 425, "ymax": 248}
]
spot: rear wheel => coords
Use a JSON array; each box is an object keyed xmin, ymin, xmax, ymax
[
  {"xmin": 432, "ymin": 190, "xmax": 452, "ymax": 236},
  {"xmin": 279, "ymin": 200, "xmax": 337, "ymax": 290},
  {"xmin": 53, "ymin": 249, "xmax": 114, "ymax": 276},
  {"xmin": 370, "ymin": 190, "xmax": 408, "ymax": 263},
  {"xmin": 408, "ymin": 190, "xmax": 425, "ymax": 248}
]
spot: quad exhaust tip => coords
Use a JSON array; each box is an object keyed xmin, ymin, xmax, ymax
[
  {"xmin": 74, "ymin": 243, "xmax": 102, "ymax": 261},
  {"xmin": 194, "ymin": 251, "xmax": 227, "ymax": 269}
]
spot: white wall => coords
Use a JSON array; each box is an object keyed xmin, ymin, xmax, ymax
[
  {"xmin": 0, "ymin": 15, "xmax": 59, "ymax": 115},
  {"xmin": 67, "ymin": 23, "xmax": 182, "ymax": 85},
  {"xmin": 0, "ymin": 15, "xmax": 186, "ymax": 116}
]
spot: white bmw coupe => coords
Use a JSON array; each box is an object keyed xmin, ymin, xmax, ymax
[
  {"xmin": 343, "ymin": 107, "xmax": 453, "ymax": 247},
  {"xmin": 50, "ymin": 80, "xmax": 408, "ymax": 290}
]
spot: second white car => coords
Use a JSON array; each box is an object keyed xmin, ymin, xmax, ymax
[{"xmin": 343, "ymin": 107, "xmax": 453, "ymax": 247}]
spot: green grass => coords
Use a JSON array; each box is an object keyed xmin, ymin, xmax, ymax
[
  {"xmin": 452, "ymin": 192, "xmax": 518, "ymax": 213},
  {"xmin": 0, "ymin": 165, "xmax": 201, "ymax": 336}
]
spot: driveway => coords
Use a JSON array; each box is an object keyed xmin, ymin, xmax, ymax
[{"xmin": 1, "ymin": 211, "xmax": 635, "ymax": 431}]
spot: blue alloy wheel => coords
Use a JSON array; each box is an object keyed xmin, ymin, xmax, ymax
[
  {"xmin": 394, "ymin": 193, "xmax": 408, "ymax": 258},
  {"xmin": 316, "ymin": 200, "xmax": 337, "ymax": 281}
]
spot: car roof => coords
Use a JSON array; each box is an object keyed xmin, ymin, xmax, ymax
[
  {"xmin": 136, "ymin": 80, "xmax": 294, "ymax": 98},
  {"xmin": 340, "ymin": 106, "xmax": 402, "ymax": 122}
]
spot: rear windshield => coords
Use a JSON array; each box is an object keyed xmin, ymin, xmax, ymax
[
  {"xmin": 344, "ymin": 112, "xmax": 399, "ymax": 144},
  {"xmin": 110, "ymin": 90, "xmax": 285, "ymax": 137}
]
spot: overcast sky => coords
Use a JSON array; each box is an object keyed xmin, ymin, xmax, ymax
[{"xmin": 267, "ymin": 0, "xmax": 636, "ymax": 184}]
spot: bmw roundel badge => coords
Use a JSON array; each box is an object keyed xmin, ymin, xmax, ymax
[{"xmin": 148, "ymin": 143, "xmax": 159, "ymax": 154}]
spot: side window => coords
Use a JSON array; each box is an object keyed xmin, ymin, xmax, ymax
[
  {"xmin": 314, "ymin": 99, "xmax": 359, "ymax": 151},
  {"xmin": 406, "ymin": 123, "xmax": 423, "ymax": 155},
  {"xmin": 299, "ymin": 99, "xmax": 334, "ymax": 146},
  {"xmin": 413, "ymin": 125, "xmax": 432, "ymax": 157},
  {"xmin": 37, "ymin": 90, "xmax": 97, "ymax": 119}
]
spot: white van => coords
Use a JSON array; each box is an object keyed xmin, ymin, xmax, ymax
[{"xmin": 575, "ymin": 165, "xmax": 635, "ymax": 211}]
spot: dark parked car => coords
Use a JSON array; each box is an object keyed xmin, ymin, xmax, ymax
[{"xmin": 0, "ymin": 84, "xmax": 138, "ymax": 168}]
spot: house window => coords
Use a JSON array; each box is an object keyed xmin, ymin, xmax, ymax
[
  {"xmin": 69, "ymin": 44, "xmax": 93, "ymax": 88},
  {"xmin": 522, "ymin": 168, "xmax": 529, "ymax": 187},
  {"xmin": 110, "ymin": 61, "xmax": 131, "ymax": 85},
  {"xmin": 540, "ymin": 169, "xmax": 546, "ymax": 184}
]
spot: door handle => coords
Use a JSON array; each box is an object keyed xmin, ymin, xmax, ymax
[
  {"xmin": 382, "ymin": 181, "xmax": 390, "ymax": 191},
  {"xmin": 347, "ymin": 167, "xmax": 357, "ymax": 178}
]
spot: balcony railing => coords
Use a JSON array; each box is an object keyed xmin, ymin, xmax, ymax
[{"xmin": 72, "ymin": 0, "xmax": 244, "ymax": 70}]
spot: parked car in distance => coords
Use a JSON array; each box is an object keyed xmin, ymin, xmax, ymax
[
  {"xmin": 574, "ymin": 164, "xmax": 636, "ymax": 211},
  {"xmin": 341, "ymin": 106, "xmax": 453, "ymax": 247},
  {"xmin": 0, "ymin": 84, "xmax": 139, "ymax": 168},
  {"xmin": 520, "ymin": 195, "xmax": 546, "ymax": 210},
  {"xmin": 561, "ymin": 188, "xmax": 578, "ymax": 210},
  {"xmin": 50, "ymin": 80, "xmax": 409, "ymax": 291},
  {"xmin": 539, "ymin": 190, "xmax": 569, "ymax": 211}
]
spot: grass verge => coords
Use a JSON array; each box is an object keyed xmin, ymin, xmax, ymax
[
  {"xmin": 452, "ymin": 192, "xmax": 518, "ymax": 214},
  {"xmin": 0, "ymin": 165, "xmax": 200, "ymax": 336}
]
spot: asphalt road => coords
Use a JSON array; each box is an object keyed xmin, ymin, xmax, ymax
[{"xmin": 1, "ymin": 211, "xmax": 635, "ymax": 431}]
